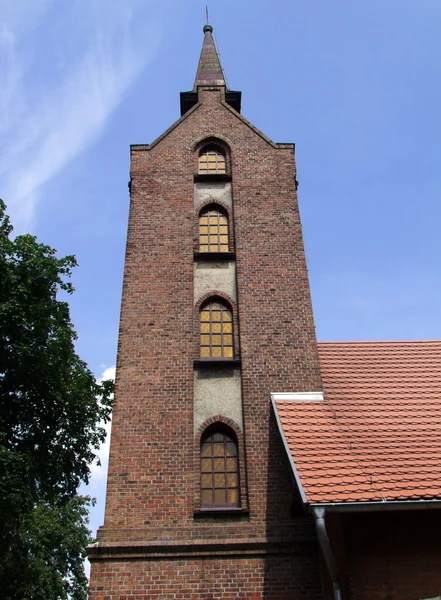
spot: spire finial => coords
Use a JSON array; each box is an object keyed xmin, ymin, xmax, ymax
[{"xmin": 203, "ymin": 6, "xmax": 213, "ymax": 33}]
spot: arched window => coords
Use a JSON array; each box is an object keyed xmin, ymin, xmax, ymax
[
  {"xmin": 199, "ymin": 205, "xmax": 229, "ymax": 253},
  {"xmin": 198, "ymin": 145, "xmax": 226, "ymax": 175},
  {"xmin": 200, "ymin": 301, "xmax": 233, "ymax": 359},
  {"xmin": 201, "ymin": 429, "xmax": 240, "ymax": 508}
]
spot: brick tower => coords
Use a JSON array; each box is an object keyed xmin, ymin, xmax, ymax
[{"xmin": 88, "ymin": 24, "xmax": 326, "ymax": 600}]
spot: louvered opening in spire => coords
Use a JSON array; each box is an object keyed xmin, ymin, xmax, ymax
[{"xmin": 193, "ymin": 24, "xmax": 226, "ymax": 90}]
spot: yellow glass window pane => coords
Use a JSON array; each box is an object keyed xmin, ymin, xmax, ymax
[
  {"xmin": 222, "ymin": 311, "xmax": 232, "ymax": 322},
  {"xmin": 208, "ymin": 154, "xmax": 217, "ymax": 162},
  {"xmin": 199, "ymin": 226, "xmax": 208, "ymax": 234},
  {"xmin": 217, "ymin": 155, "xmax": 226, "ymax": 163},
  {"xmin": 222, "ymin": 323, "xmax": 232, "ymax": 333},
  {"xmin": 201, "ymin": 311, "xmax": 210, "ymax": 321},
  {"xmin": 200, "ymin": 323, "xmax": 210, "ymax": 333},
  {"xmin": 223, "ymin": 347, "xmax": 233, "ymax": 358},
  {"xmin": 200, "ymin": 335, "xmax": 211, "ymax": 345},
  {"xmin": 201, "ymin": 473, "xmax": 213, "ymax": 487},
  {"xmin": 201, "ymin": 458, "xmax": 212, "ymax": 472},
  {"xmin": 223, "ymin": 335, "xmax": 232, "ymax": 345},
  {"xmin": 208, "ymin": 226, "xmax": 219, "ymax": 234},
  {"xmin": 199, "ymin": 245, "xmax": 209, "ymax": 252},
  {"xmin": 211, "ymin": 311, "xmax": 221, "ymax": 321},
  {"xmin": 227, "ymin": 473, "xmax": 238, "ymax": 487},
  {"xmin": 201, "ymin": 443, "xmax": 212, "ymax": 457},
  {"xmin": 212, "ymin": 347, "xmax": 222, "ymax": 358},
  {"xmin": 214, "ymin": 489, "xmax": 226, "ymax": 504},
  {"xmin": 199, "ymin": 236, "xmax": 208, "ymax": 243},
  {"xmin": 213, "ymin": 458, "xmax": 224, "ymax": 472},
  {"xmin": 209, "ymin": 237, "xmax": 219, "ymax": 246},
  {"xmin": 219, "ymin": 235, "xmax": 228, "ymax": 244},
  {"xmin": 226, "ymin": 457, "xmax": 237, "ymax": 472},
  {"xmin": 200, "ymin": 216, "xmax": 208, "ymax": 223},
  {"xmin": 213, "ymin": 444, "xmax": 224, "ymax": 457},
  {"xmin": 227, "ymin": 489, "xmax": 238, "ymax": 504},
  {"xmin": 201, "ymin": 489, "xmax": 212, "ymax": 505},
  {"xmin": 214, "ymin": 473, "xmax": 226, "ymax": 487},
  {"xmin": 212, "ymin": 323, "xmax": 221, "ymax": 333},
  {"xmin": 212, "ymin": 335, "xmax": 222, "ymax": 345},
  {"xmin": 218, "ymin": 216, "xmax": 227, "ymax": 225},
  {"xmin": 218, "ymin": 166, "xmax": 226, "ymax": 174},
  {"xmin": 219, "ymin": 245, "xmax": 228, "ymax": 253},
  {"xmin": 219, "ymin": 226, "xmax": 228, "ymax": 234},
  {"xmin": 209, "ymin": 217, "xmax": 218, "ymax": 224},
  {"xmin": 226, "ymin": 442, "xmax": 237, "ymax": 457},
  {"xmin": 200, "ymin": 347, "xmax": 210, "ymax": 358}
]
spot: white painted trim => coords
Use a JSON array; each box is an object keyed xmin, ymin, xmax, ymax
[{"xmin": 271, "ymin": 392, "xmax": 325, "ymax": 402}]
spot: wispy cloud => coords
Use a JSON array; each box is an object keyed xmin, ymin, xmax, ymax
[{"xmin": 0, "ymin": 1, "xmax": 160, "ymax": 229}]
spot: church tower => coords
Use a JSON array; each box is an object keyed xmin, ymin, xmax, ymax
[{"xmin": 88, "ymin": 24, "xmax": 326, "ymax": 600}]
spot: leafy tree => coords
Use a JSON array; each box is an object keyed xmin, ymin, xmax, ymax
[{"xmin": 0, "ymin": 199, "xmax": 113, "ymax": 599}]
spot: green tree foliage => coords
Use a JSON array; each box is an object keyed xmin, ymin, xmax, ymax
[{"xmin": 0, "ymin": 200, "xmax": 113, "ymax": 599}]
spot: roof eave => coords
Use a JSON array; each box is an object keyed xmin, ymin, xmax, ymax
[{"xmin": 310, "ymin": 499, "xmax": 441, "ymax": 514}]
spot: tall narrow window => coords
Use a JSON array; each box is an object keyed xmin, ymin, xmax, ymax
[
  {"xmin": 201, "ymin": 430, "xmax": 240, "ymax": 508},
  {"xmin": 200, "ymin": 301, "xmax": 233, "ymax": 359},
  {"xmin": 199, "ymin": 206, "xmax": 229, "ymax": 253},
  {"xmin": 198, "ymin": 146, "xmax": 226, "ymax": 175}
]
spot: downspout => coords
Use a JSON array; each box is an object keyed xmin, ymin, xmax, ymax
[{"xmin": 313, "ymin": 507, "xmax": 343, "ymax": 600}]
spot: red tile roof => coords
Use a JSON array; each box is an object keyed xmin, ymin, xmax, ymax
[{"xmin": 274, "ymin": 341, "xmax": 441, "ymax": 505}]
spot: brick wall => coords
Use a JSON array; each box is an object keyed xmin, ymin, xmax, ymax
[{"xmin": 89, "ymin": 552, "xmax": 324, "ymax": 600}]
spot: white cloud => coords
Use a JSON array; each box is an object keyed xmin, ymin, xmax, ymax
[{"xmin": 0, "ymin": 1, "xmax": 161, "ymax": 229}]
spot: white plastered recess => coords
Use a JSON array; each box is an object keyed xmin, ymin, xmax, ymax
[
  {"xmin": 194, "ymin": 181, "xmax": 232, "ymax": 210},
  {"xmin": 194, "ymin": 367, "xmax": 243, "ymax": 431},
  {"xmin": 194, "ymin": 261, "xmax": 237, "ymax": 304}
]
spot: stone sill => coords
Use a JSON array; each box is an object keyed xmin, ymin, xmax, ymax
[
  {"xmin": 194, "ymin": 174, "xmax": 232, "ymax": 183},
  {"xmin": 194, "ymin": 359, "xmax": 241, "ymax": 367},
  {"xmin": 194, "ymin": 251, "xmax": 235, "ymax": 261}
]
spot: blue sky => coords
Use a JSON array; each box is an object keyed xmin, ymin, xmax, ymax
[{"xmin": 1, "ymin": 0, "xmax": 440, "ymax": 567}]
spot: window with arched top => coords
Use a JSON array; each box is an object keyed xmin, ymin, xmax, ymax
[
  {"xmin": 201, "ymin": 429, "xmax": 240, "ymax": 508},
  {"xmin": 198, "ymin": 145, "xmax": 226, "ymax": 175},
  {"xmin": 200, "ymin": 301, "xmax": 233, "ymax": 359},
  {"xmin": 199, "ymin": 205, "xmax": 229, "ymax": 253}
]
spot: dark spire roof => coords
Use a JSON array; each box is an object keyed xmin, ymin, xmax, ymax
[
  {"xmin": 193, "ymin": 24, "xmax": 226, "ymax": 90},
  {"xmin": 180, "ymin": 23, "xmax": 241, "ymax": 116}
]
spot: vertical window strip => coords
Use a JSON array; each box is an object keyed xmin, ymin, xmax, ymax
[
  {"xmin": 200, "ymin": 302, "xmax": 233, "ymax": 359},
  {"xmin": 201, "ymin": 431, "xmax": 240, "ymax": 507},
  {"xmin": 198, "ymin": 148, "xmax": 226, "ymax": 174},
  {"xmin": 199, "ymin": 208, "xmax": 229, "ymax": 253}
]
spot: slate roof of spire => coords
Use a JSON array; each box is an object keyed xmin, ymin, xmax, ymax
[
  {"xmin": 193, "ymin": 24, "xmax": 226, "ymax": 90},
  {"xmin": 273, "ymin": 341, "xmax": 441, "ymax": 505}
]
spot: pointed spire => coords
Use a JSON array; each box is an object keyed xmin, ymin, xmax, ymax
[{"xmin": 193, "ymin": 24, "xmax": 226, "ymax": 90}]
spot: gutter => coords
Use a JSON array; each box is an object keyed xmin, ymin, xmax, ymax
[
  {"xmin": 313, "ymin": 508, "xmax": 342, "ymax": 600},
  {"xmin": 310, "ymin": 499, "xmax": 441, "ymax": 513}
]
